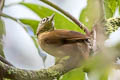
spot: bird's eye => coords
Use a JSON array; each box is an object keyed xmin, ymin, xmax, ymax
[
  {"xmin": 41, "ymin": 18, "xmax": 48, "ymax": 23},
  {"xmin": 42, "ymin": 18, "xmax": 46, "ymax": 22}
]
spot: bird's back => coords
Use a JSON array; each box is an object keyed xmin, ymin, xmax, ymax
[{"xmin": 37, "ymin": 29, "xmax": 90, "ymax": 58}]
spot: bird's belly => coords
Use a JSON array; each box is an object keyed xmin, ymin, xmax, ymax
[
  {"xmin": 40, "ymin": 43, "xmax": 66, "ymax": 57},
  {"xmin": 40, "ymin": 41, "xmax": 82, "ymax": 58}
]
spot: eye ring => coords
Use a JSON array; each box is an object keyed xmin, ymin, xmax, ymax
[
  {"xmin": 41, "ymin": 18, "xmax": 48, "ymax": 23},
  {"xmin": 43, "ymin": 18, "xmax": 46, "ymax": 21},
  {"xmin": 42, "ymin": 18, "xmax": 46, "ymax": 22}
]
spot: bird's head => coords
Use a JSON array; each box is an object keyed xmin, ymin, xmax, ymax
[{"xmin": 36, "ymin": 14, "xmax": 55, "ymax": 35}]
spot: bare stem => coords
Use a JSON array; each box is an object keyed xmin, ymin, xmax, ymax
[
  {"xmin": 0, "ymin": 0, "xmax": 5, "ymax": 10},
  {"xmin": 0, "ymin": 12, "xmax": 18, "ymax": 21},
  {"xmin": 40, "ymin": 0, "xmax": 89, "ymax": 34},
  {"xmin": 4, "ymin": 2, "xmax": 19, "ymax": 7},
  {"xmin": 0, "ymin": 55, "xmax": 13, "ymax": 66}
]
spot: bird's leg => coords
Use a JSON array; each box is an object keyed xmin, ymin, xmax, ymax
[
  {"xmin": 55, "ymin": 56, "xmax": 70, "ymax": 65},
  {"xmin": 55, "ymin": 57, "xmax": 61, "ymax": 65}
]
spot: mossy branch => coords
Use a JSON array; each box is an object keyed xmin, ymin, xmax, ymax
[{"xmin": 0, "ymin": 56, "xmax": 80, "ymax": 80}]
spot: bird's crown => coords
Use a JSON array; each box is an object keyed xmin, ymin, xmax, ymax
[{"xmin": 36, "ymin": 14, "xmax": 55, "ymax": 35}]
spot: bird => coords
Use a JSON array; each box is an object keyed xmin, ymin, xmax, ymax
[{"xmin": 36, "ymin": 14, "xmax": 95, "ymax": 66}]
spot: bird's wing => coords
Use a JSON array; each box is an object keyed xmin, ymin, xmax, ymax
[{"xmin": 51, "ymin": 30, "xmax": 90, "ymax": 40}]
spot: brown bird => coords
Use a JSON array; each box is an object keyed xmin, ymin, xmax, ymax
[{"xmin": 37, "ymin": 14, "xmax": 95, "ymax": 65}]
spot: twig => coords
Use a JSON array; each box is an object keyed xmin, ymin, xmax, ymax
[
  {"xmin": 0, "ymin": 55, "xmax": 14, "ymax": 66},
  {"xmin": 4, "ymin": 2, "xmax": 19, "ymax": 7},
  {"xmin": 0, "ymin": 0, "xmax": 5, "ymax": 10},
  {"xmin": 4, "ymin": 0, "xmax": 25, "ymax": 7},
  {"xmin": 40, "ymin": 0, "xmax": 89, "ymax": 34},
  {"xmin": 0, "ymin": 12, "xmax": 18, "ymax": 21}
]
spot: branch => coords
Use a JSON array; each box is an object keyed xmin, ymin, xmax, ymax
[
  {"xmin": 0, "ymin": 56, "xmax": 79, "ymax": 80},
  {"xmin": 0, "ymin": 0, "xmax": 4, "ymax": 10},
  {"xmin": 0, "ymin": 12, "xmax": 18, "ymax": 22},
  {"xmin": 0, "ymin": 12, "xmax": 29, "ymax": 33},
  {"xmin": 0, "ymin": 55, "xmax": 13, "ymax": 66},
  {"xmin": 40, "ymin": 0, "xmax": 89, "ymax": 34}
]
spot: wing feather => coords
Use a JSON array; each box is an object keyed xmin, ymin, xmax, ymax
[{"xmin": 51, "ymin": 30, "xmax": 89, "ymax": 40}]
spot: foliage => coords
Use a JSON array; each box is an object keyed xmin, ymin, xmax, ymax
[
  {"xmin": 104, "ymin": 0, "xmax": 120, "ymax": 19},
  {"xmin": 0, "ymin": 0, "xmax": 120, "ymax": 80},
  {"xmin": 20, "ymin": 2, "xmax": 83, "ymax": 34},
  {"xmin": 79, "ymin": 0, "xmax": 103, "ymax": 30},
  {"xmin": 0, "ymin": 18, "xmax": 5, "ymax": 57},
  {"xmin": 20, "ymin": 19, "xmax": 39, "ymax": 34},
  {"xmin": 105, "ymin": 18, "xmax": 120, "ymax": 35},
  {"xmin": 60, "ymin": 68, "xmax": 85, "ymax": 80}
]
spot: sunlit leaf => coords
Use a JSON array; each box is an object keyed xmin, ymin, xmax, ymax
[
  {"xmin": 20, "ymin": 2, "xmax": 84, "ymax": 33},
  {"xmin": 79, "ymin": 0, "xmax": 104, "ymax": 30},
  {"xmin": 83, "ymin": 52, "xmax": 113, "ymax": 80},
  {"xmin": 0, "ymin": 18, "xmax": 5, "ymax": 57},
  {"xmin": 99, "ymin": 69, "xmax": 110, "ymax": 80},
  {"xmin": 104, "ymin": 0, "xmax": 117, "ymax": 19},
  {"xmin": 20, "ymin": 19, "xmax": 39, "ymax": 34},
  {"xmin": 118, "ymin": 0, "xmax": 120, "ymax": 13},
  {"xmin": 60, "ymin": 68, "xmax": 85, "ymax": 80}
]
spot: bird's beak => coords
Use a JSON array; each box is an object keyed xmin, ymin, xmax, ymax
[{"xmin": 49, "ymin": 13, "xmax": 55, "ymax": 22}]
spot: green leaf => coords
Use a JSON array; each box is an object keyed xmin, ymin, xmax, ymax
[
  {"xmin": 83, "ymin": 53, "xmax": 113, "ymax": 80},
  {"xmin": 99, "ymin": 69, "xmax": 110, "ymax": 80},
  {"xmin": 60, "ymin": 68, "xmax": 85, "ymax": 80},
  {"xmin": 79, "ymin": 0, "xmax": 104, "ymax": 30},
  {"xmin": 20, "ymin": 2, "xmax": 84, "ymax": 33},
  {"xmin": 117, "ymin": 0, "xmax": 120, "ymax": 13},
  {"xmin": 0, "ymin": 18, "xmax": 5, "ymax": 38},
  {"xmin": 104, "ymin": 0, "xmax": 117, "ymax": 19},
  {"xmin": 104, "ymin": 1, "xmax": 113, "ymax": 19},
  {"xmin": 0, "ymin": 18, "xmax": 5, "ymax": 57},
  {"xmin": 20, "ymin": 19, "xmax": 39, "ymax": 34}
]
